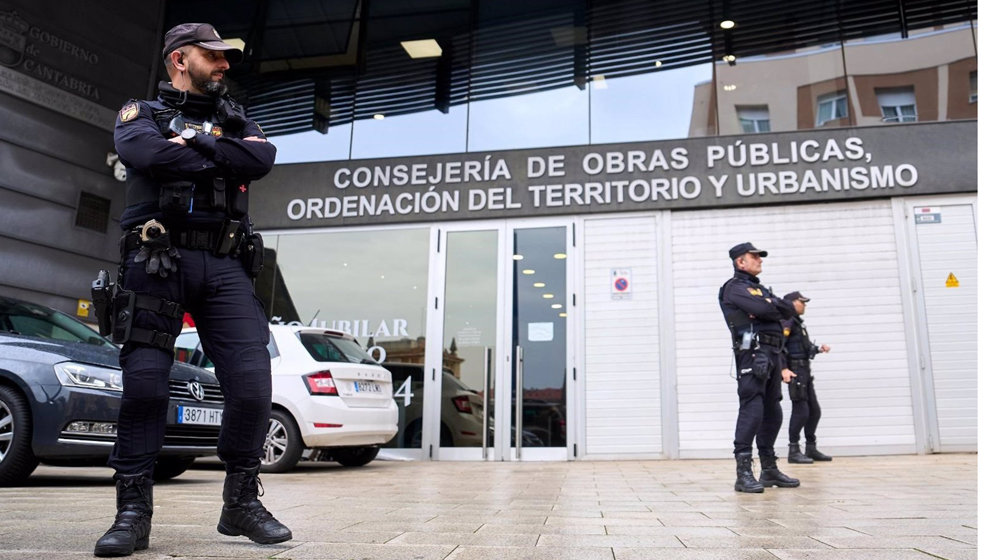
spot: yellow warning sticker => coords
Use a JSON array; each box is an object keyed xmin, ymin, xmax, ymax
[{"xmin": 946, "ymin": 273, "xmax": 959, "ymax": 288}]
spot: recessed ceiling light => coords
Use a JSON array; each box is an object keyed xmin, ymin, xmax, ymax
[
  {"xmin": 513, "ymin": 254, "xmax": 524, "ymax": 260},
  {"xmin": 522, "ymin": 269, "xmax": 535, "ymax": 275},
  {"xmin": 373, "ymin": 113, "xmax": 385, "ymax": 120},
  {"xmin": 654, "ymin": 60, "xmax": 663, "ymax": 67},
  {"xmin": 534, "ymin": 282, "xmax": 546, "ymax": 288},
  {"xmin": 723, "ymin": 84, "xmax": 737, "ymax": 91},
  {"xmin": 553, "ymin": 253, "xmax": 567, "ymax": 260},
  {"xmin": 720, "ymin": 20, "xmax": 735, "ymax": 29},
  {"xmin": 558, "ymin": 312, "xmax": 567, "ymax": 318},
  {"xmin": 551, "ymin": 304, "xmax": 562, "ymax": 309},
  {"xmin": 722, "ymin": 54, "xmax": 736, "ymax": 63},
  {"xmin": 543, "ymin": 294, "xmax": 554, "ymax": 299},
  {"xmin": 401, "ymin": 39, "xmax": 443, "ymax": 58}
]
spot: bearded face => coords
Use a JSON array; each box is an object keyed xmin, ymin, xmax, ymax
[{"xmin": 186, "ymin": 49, "xmax": 230, "ymax": 97}]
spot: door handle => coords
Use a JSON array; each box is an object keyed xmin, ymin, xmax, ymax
[
  {"xmin": 515, "ymin": 345, "xmax": 523, "ymax": 460},
  {"xmin": 482, "ymin": 346, "xmax": 491, "ymax": 460}
]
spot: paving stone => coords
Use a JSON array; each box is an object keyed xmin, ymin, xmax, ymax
[{"xmin": 0, "ymin": 454, "xmax": 975, "ymax": 559}]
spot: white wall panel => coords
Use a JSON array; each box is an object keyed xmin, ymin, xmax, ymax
[
  {"xmin": 910, "ymin": 202, "xmax": 978, "ymax": 450},
  {"xmin": 670, "ymin": 200, "xmax": 917, "ymax": 457},
  {"xmin": 582, "ymin": 216, "xmax": 662, "ymax": 455}
]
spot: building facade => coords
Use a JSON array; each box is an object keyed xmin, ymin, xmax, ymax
[{"xmin": 0, "ymin": 0, "xmax": 977, "ymax": 461}]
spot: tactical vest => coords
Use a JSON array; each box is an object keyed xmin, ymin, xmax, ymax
[{"xmin": 124, "ymin": 99, "xmax": 249, "ymax": 222}]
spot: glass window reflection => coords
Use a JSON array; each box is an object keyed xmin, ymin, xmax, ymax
[
  {"xmin": 351, "ymin": 105, "xmax": 468, "ymax": 158},
  {"xmin": 843, "ymin": 23, "xmax": 976, "ymax": 124},
  {"xmin": 592, "ymin": 64, "xmax": 713, "ymax": 143},
  {"xmin": 710, "ymin": 44, "xmax": 846, "ymax": 135},
  {"xmin": 468, "ymin": 86, "xmax": 589, "ymax": 151},
  {"xmin": 272, "ymin": 127, "xmax": 351, "ymax": 164},
  {"xmin": 264, "ymin": 229, "xmax": 431, "ymax": 450}
]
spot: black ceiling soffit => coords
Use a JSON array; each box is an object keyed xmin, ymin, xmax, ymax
[{"xmin": 163, "ymin": 0, "xmax": 977, "ymax": 137}]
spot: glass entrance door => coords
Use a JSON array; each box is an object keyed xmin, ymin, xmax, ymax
[
  {"xmin": 509, "ymin": 226, "xmax": 568, "ymax": 460},
  {"xmin": 433, "ymin": 222, "xmax": 570, "ymax": 461}
]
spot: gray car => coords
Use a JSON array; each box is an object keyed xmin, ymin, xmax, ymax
[{"xmin": 0, "ymin": 295, "xmax": 223, "ymax": 486}]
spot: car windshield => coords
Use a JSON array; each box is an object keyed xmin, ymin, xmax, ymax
[
  {"xmin": 0, "ymin": 298, "xmax": 116, "ymax": 349},
  {"xmin": 299, "ymin": 332, "xmax": 377, "ymax": 364}
]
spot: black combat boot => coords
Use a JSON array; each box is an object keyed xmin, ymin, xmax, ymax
[
  {"xmin": 217, "ymin": 466, "xmax": 293, "ymax": 544},
  {"xmin": 759, "ymin": 454, "xmax": 800, "ymax": 488},
  {"xmin": 806, "ymin": 442, "xmax": 832, "ymax": 461},
  {"xmin": 787, "ymin": 442, "xmax": 813, "ymax": 464},
  {"xmin": 94, "ymin": 474, "xmax": 153, "ymax": 557},
  {"xmin": 734, "ymin": 453, "xmax": 764, "ymax": 493}
]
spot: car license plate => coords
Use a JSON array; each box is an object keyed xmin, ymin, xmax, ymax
[
  {"xmin": 354, "ymin": 381, "xmax": 382, "ymax": 394},
  {"xmin": 177, "ymin": 405, "xmax": 223, "ymax": 426}
]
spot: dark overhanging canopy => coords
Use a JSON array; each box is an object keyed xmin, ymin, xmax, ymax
[{"xmin": 163, "ymin": 0, "xmax": 977, "ymax": 137}]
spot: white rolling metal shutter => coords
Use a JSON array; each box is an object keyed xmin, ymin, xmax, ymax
[
  {"xmin": 671, "ymin": 200, "xmax": 917, "ymax": 458},
  {"xmin": 582, "ymin": 216, "xmax": 663, "ymax": 455},
  {"xmin": 910, "ymin": 202, "xmax": 977, "ymax": 450}
]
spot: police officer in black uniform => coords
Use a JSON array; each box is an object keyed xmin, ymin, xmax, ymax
[
  {"xmin": 718, "ymin": 242, "xmax": 801, "ymax": 493},
  {"xmin": 93, "ymin": 23, "xmax": 290, "ymax": 557},
  {"xmin": 781, "ymin": 291, "xmax": 832, "ymax": 464}
]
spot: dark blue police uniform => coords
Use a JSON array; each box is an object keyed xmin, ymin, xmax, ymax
[
  {"xmin": 783, "ymin": 311, "xmax": 831, "ymax": 462},
  {"xmin": 108, "ymin": 81, "xmax": 276, "ymax": 479},
  {"xmin": 719, "ymin": 269, "xmax": 793, "ymax": 456},
  {"xmin": 718, "ymin": 242, "xmax": 800, "ymax": 492}
]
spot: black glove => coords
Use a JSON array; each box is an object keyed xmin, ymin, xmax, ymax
[{"xmin": 134, "ymin": 233, "xmax": 180, "ymax": 278}]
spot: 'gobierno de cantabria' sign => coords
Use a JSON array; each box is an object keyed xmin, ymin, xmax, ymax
[{"xmin": 251, "ymin": 120, "xmax": 975, "ymax": 229}]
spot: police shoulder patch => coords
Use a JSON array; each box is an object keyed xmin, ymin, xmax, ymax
[
  {"xmin": 747, "ymin": 287, "xmax": 763, "ymax": 296},
  {"xmin": 119, "ymin": 102, "xmax": 139, "ymax": 123}
]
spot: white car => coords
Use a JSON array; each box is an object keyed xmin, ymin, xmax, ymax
[{"xmin": 175, "ymin": 325, "xmax": 398, "ymax": 472}]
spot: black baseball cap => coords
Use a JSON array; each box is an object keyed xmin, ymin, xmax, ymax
[
  {"xmin": 784, "ymin": 291, "xmax": 810, "ymax": 303},
  {"xmin": 162, "ymin": 23, "xmax": 243, "ymax": 63},
  {"xmin": 729, "ymin": 242, "xmax": 768, "ymax": 260}
]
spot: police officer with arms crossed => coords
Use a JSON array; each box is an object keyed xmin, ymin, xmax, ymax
[
  {"xmin": 92, "ymin": 23, "xmax": 290, "ymax": 557},
  {"xmin": 718, "ymin": 242, "xmax": 801, "ymax": 493},
  {"xmin": 781, "ymin": 291, "xmax": 832, "ymax": 464}
]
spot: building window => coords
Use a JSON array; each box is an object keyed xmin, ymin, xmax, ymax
[
  {"xmin": 737, "ymin": 105, "xmax": 770, "ymax": 133},
  {"xmin": 816, "ymin": 91, "xmax": 848, "ymax": 126},
  {"xmin": 876, "ymin": 87, "xmax": 917, "ymax": 123},
  {"xmin": 969, "ymin": 71, "xmax": 977, "ymax": 103}
]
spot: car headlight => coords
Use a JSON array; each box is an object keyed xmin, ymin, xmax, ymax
[{"xmin": 54, "ymin": 362, "xmax": 124, "ymax": 392}]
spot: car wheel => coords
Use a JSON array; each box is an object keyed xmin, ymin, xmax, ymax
[
  {"xmin": 262, "ymin": 409, "xmax": 303, "ymax": 473},
  {"xmin": 403, "ymin": 420, "xmax": 454, "ymax": 448},
  {"xmin": 153, "ymin": 456, "xmax": 195, "ymax": 481},
  {"xmin": 333, "ymin": 446, "xmax": 379, "ymax": 467},
  {"xmin": 0, "ymin": 385, "xmax": 40, "ymax": 486}
]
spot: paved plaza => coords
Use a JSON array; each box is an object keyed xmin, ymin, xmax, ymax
[{"xmin": 0, "ymin": 453, "xmax": 977, "ymax": 559}]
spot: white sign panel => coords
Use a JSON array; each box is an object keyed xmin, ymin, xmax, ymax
[{"xmin": 611, "ymin": 268, "xmax": 632, "ymax": 300}]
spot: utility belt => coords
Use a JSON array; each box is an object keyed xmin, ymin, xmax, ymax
[
  {"xmin": 734, "ymin": 330, "xmax": 784, "ymax": 352},
  {"xmin": 789, "ymin": 358, "xmax": 810, "ymax": 368},
  {"xmin": 122, "ymin": 219, "xmax": 245, "ymax": 257},
  {"xmin": 120, "ymin": 220, "xmax": 264, "ymax": 278}
]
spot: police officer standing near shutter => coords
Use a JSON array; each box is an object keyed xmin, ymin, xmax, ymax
[
  {"xmin": 93, "ymin": 23, "xmax": 290, "ymax": 557},
  {"xmin": 782, "ymin": 291, "xmax": 832, "ymax": 464},
  {"xmin": 718, "ymin": 243, "xmax": 801, "ymax": 493}
]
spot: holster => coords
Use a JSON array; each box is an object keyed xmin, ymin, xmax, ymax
[
  {"xmin": 110, "ymin": 289, "xmax": 137, "ymax": 344},
  {"xmin": 788, "ymin": 378, "xmax": 810, "ymax": 401},
  {"xmin": 751, "ymin": 351, "xmax": 771, "ymax": 381},
  {"xmin": 242, "ymin": 232, "xmax": 264, "ymax": 278},
  {"xmin": 90, "ymin": 270, "xmax": 114, "ymax": 337}
]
